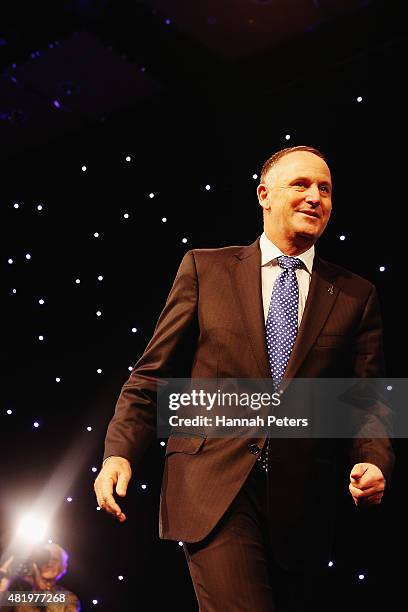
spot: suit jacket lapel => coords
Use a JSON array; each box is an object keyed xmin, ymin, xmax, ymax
[
  {"xmin": 284, "ymin": 256, "xmax": 340, "ymax": 379},
  {"xmin": 230, "ymin": 239, "xmax": 271, "ymax": 379}
]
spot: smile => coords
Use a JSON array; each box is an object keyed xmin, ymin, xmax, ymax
[{"xmin": 298, "ymin": 211, "xmax": 320, "ymax": 219}]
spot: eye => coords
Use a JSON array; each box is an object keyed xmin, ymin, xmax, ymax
[{"xmin": 319, "ymin": 185, "xmax": 330, "ymax": 193}]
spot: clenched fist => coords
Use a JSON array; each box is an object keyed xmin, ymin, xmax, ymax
[{"xmin": 349, "ymin": 462, "xmax": 385, "ymax": 507}]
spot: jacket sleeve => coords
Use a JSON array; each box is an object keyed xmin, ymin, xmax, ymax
[
  {"xmin": 103, "ymin": 250, "xmax": 199, "ymax": 465},
  {"xmin": 348, "ymin": 285, "xmax": 395, "ymax": 485}
]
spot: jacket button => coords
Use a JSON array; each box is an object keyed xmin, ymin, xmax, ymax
[{"xmin": 249, "ymin": 443, "xmax": 261, "ymax": 455}]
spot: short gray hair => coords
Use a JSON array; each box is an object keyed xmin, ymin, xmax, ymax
[{"xmin": 260, "ymin": 146, "xmax": 326, "ymax": 183}]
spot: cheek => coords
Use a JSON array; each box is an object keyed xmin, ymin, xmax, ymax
[
  {"xmin": 324, "ymin": 200, "xmax": 332, "ymax": 214},
  {"xmin": 323, "ymin": 205, "xmax": 332, "ymax": 223}
]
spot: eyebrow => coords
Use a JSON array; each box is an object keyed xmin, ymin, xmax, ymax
[{"xmin": 290, "ymin": 176, "xmax": 332, "ymax": 189}]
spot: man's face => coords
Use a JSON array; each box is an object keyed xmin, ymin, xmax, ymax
[{"xmin": 258, "ymin": 151, "xmax": 332, "ymax": 250}]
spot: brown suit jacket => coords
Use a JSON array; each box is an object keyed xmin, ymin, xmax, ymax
[{"xmin": 104, "ymin": 237, "xmax": 394, "ymax": 570}]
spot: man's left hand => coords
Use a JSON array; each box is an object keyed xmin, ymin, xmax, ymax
[{"xmin": 349, "ymin": 462, "xmax": 385, "ymax": 507}]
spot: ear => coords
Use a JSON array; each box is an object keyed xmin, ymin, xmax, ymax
[{"xmin": 257, "ymin": 183, "xmax": 270, "ymax": 211}]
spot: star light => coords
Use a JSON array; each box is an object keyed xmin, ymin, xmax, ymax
[
  {"xmin": 285, "ymin": 134, "xmax": 291, "ymax": 140},
  {"xmin": 82, "ymin": 165, "xmax": 87, "ymax": 172},
  {"xmin": 162, "ymin": 217, "xmax": 167, "ymax": 222}
]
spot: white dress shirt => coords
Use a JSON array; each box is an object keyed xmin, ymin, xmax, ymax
[{"xmin": 259, "ymin": 232, "xmax": 315, "ymax": 327}]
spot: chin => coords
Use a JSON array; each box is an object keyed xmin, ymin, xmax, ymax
[{"xmin": 295, "ymin": 227, "xmax": 318, "ymax": 242}]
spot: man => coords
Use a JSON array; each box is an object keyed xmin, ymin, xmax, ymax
[
  {"xmin": 94, "ymin": 146, "xmax": 394, "ymax": 611},
  {"xmin": 0, "ymin": 543, "xmax": 80, "ymax": 611}
]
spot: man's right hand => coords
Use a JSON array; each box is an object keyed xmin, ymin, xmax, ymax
[{"xmin": 94, "ymin": 456, "xmax": 132, "ymax": 522}]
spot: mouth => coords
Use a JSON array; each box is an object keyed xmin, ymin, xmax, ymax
[{"xmin": 298, "ymin": 210, "xmax": 320, "ymax": 219}]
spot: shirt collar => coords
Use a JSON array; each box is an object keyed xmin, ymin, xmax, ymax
[{"xmin": 259, "ymin": 232, "xmax": 315, "ymax": 274}]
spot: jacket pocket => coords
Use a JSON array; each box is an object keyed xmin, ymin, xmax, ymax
[
  {"xmin": 165, "ymin": 434, "xmax": 206, "ymax": 456},
  {"xmin": 316, "ymin": 335, "xmax": 347, "ymax": 348}
]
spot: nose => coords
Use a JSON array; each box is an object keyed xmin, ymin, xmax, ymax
[{"xmin": 304, "ymin": 185, "xmax": 321, "ymax": 206}]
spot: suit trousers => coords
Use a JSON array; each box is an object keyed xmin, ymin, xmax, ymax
[{"xmin": 183, "ymin": 462, "xmax": 333, "ymax": 612}]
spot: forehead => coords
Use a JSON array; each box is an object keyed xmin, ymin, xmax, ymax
[{"xmin": 269, "ymin": 152, "xmax": 332, "ymax": 184}]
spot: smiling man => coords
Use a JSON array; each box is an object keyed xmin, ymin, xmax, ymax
[
  {"xmin": 258, "ymin": 148, "xmax": 332, "ymax": 254},
  {"xmin": 95, "ymin": 145, "xmax": 394, "ymax": 611}
]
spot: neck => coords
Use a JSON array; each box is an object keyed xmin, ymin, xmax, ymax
[{"xmin": 264, "ymin": 230, "xmax": 314, "ymax": 256}]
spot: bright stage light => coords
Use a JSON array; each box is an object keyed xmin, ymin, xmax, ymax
[{"xmin": 16, "ymin": 514, "xmax": 48, "ymax": 545}]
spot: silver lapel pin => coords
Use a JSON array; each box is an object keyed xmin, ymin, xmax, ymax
[{"xmin": 327, "ymin": 284, "xmax": 334, "ymax": 295}]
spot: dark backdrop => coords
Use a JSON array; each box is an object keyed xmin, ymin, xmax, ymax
[{"xmin": 1, "ymin": 1, "xmax": 405, "ymax": 610}]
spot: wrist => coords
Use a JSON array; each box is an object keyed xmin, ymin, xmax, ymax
[{"xmin": 103, "ymin": 455, "xmax": 129, "ymax": 466}]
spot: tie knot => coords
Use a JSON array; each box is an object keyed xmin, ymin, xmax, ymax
[{"xmin": 277, "ymin": 256, "xmax": 303, "ymax": 271}]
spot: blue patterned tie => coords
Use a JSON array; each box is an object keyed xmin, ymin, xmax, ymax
[{"xmin": 257, "ymin": 255, "xmax": 303, "ymax": 473}]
